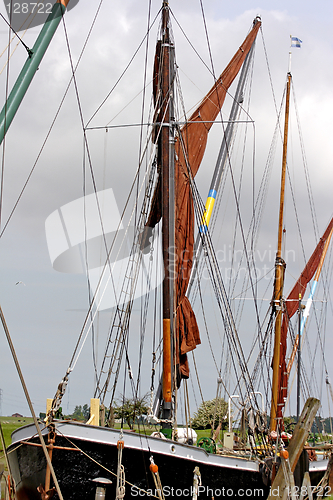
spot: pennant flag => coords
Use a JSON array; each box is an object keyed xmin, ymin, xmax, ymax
[{"xmin": 291, "ymin": 36, "xmax": 302, "ymax": 48}]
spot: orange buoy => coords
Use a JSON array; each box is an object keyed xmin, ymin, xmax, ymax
[
  {"xmin": 281, "ymin": 449, "xmax": 289, "ymax": 459},
  {"xmin": 117, "ymin": 440, "xmax": 125, "ymax": 450},
  {"xmin": 150, "ymin": 463, "xmax": 158, "ymax": 474}
]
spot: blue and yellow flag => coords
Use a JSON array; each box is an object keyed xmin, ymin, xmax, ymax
[{"xmin": 291, "ymin": 36, "xmax": 302, "ymax": 48}]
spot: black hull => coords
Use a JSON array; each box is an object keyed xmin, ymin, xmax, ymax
[
  {"xmin": 7, "ymin": 421, "xmax": 270, "ymax": 500},
  {"xmin": 7, "ymin": 421, "xmax": 327, "ymax": 499}
]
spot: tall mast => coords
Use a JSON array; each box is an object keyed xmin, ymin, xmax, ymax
[
  {"xmin": 270, "ymin": 72, "xmax": 292, "ymax": 432},
  {"xmin": 160, "ymin": 1, "xmax": 174, "ymax": 434}
]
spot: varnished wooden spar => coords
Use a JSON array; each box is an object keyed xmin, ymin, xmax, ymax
[
  {"xmin": 270, "ymin": 72, "xmax": 292, "ymax": 432},
  {"xmin": 21, "ymin": 441, "xmax": 80, "ymax": 451},
  {"xmin": 160, "ymin": 1, "xmax": 173, "ymax": 432},
  {"xmin": 267, "ymin": 397, "xmax": 320, "ymax": 500}
]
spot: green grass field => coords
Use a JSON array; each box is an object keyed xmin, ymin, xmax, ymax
[
  {"xmin": 1, "ymin": 416, "xmax": 33, "ymax": 466},
  {"xmin": 1, "ymin": 416, "xmax": 33, "ymax": 443},
  {"xmin": 0, "ymin": 416, "xmax": 34, "ymax": 498}
]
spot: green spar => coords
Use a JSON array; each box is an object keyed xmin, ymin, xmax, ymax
[{"xmin": 0, "ymin": 1, "xmax": 69, "ymax": 145}]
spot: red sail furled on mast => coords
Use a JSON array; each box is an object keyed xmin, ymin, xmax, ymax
[
  {"xmin": 277, "ymin": 216, "xmax": 333, "ymax": 425},
  {"xmin": 145, "ymin": 19, "xmax": 261, "ymax": 383}
]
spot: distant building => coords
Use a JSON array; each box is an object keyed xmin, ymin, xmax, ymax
[{"xmin": 12, "ymin": 413, "xmax": 23, "ymax": 418}]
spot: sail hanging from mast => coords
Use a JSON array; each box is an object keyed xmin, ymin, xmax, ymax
[
  {"xmin": 277, "ymin": 216, "xmax": 333, "ymax": 424},
  {"xmin": 144, "ymin": 18, "xmax": 261, "ymax": 383}
]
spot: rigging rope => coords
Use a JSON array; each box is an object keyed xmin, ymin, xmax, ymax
[
  {"xmin": 149, "ymin": 458, "xmax": 165, "ymax": 500},
  {"xmin": 0, "ymin": 12, "xmax": 32, "ymax": 57},
  {"xmin": 85, "ymin": 7, "xmax": 162, "ymax": 128},
  {"xmin": 116, "ymin": 433, "xmax": 126, "ymax": 500},
  {"xmin": 0, "ymin": 1, "xmax": 13, "ymax": 233}
]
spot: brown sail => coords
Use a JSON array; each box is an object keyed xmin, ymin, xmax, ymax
[
  {"xmin": 277, "ymin": 216, "xmax": 333, "ymax": 424},
  {"xmin": 145, "ymin": 19, "xmax": 261, "ymax": 383}
]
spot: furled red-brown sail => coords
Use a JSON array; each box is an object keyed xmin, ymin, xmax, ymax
[
  {"xmin": 145, "ymin": 19, "xmax": 261, "ymax": 383},
  {"xmin": 277, "ymin": 216, "xmax": 333, "ymax": 424}
]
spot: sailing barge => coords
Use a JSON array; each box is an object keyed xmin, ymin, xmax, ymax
[{"xmin": 1, "ymin": 1, "xmax": 332, "ymax": 499}]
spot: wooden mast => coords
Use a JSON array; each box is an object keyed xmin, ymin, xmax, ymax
[
  {"xmin": 270, "ymin": 72, "xmax": 292, "ymax": 432},
  {"xmin": 160, "ymin": 1, "xmax": 173, "ymax": 434}
]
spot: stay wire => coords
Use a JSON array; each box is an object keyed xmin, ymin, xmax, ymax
[
  {"xmin": 191, "ymin": 351, "xmax": 216, "ymax": 427},
  {"xmin": 0, "ymin": 0, "xmax": 49, "ymax": 78},
  {"xmin": 0, "ymin": 0, "xmax": 58, "ymax": 64},
  {"xmin": 196, "ymin": 275, "xmax": 237, "ymax": 406},
  {"xmin": 85, "ymin": 7, "xmax": 162, "ymax": 128},
  {"xmin": 135, "ymin": 228, "xmax": 155, "ymax": 401},
  {"xmin": 308, "ymin": 296, "xmax": 329, "ymax": 398},
  {"xmin": 135, "ymin": 0, "xmax": 153, "ymax": 231},
  {"xmin": 292, "ymin": 82, "xmax": 318, "ymax": 241},
  {"xmin": 199, "ymin": 0, "xmax": 215, "ymax": 80},
  {"xmin": 81, "ymin": 141, "xmax": 99, "ymax": 388},
  {"xmin": 0, "ymin": 12, "xmax": 32, "ymax": 57},
  {"xmin": 0, "ymin": 0, "xmax": 13, "ymax": 232},
  {"xmin": 196, "ymin": 276, "xmax": 219, "ymax": 374}
]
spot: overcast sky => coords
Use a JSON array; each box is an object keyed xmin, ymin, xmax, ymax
[{"xmin": 0, "ymin": 0, "xmax": 332, "ymax": 420}]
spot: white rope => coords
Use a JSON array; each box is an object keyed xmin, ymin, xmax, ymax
[
  {"xmin": 149, "ymin": 457, "xmax": 165, "ymax": 500},
  {"xmin": 192, "ymin": 467, "xmax": 201, "ymax": 500},
  {"xmin": 116, "ymin": 432, "xmax": 125, "ymax": 500}
]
